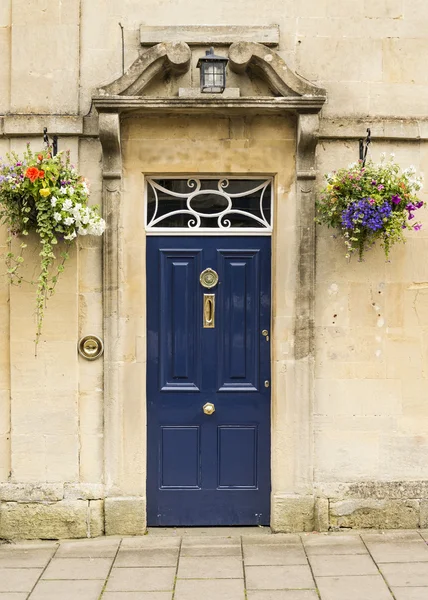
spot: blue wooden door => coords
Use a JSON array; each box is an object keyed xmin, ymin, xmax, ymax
[{"xmin": 147, "ymin": 236, "xmax": 271, "ymax": 526}]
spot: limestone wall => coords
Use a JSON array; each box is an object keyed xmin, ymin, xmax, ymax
[{"xmin": 0, "ymin": 0, "xmax": 428, "ymax": 536}]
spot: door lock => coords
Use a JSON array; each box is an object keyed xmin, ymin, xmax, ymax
[
  {"xmin": 262, "ymin": 329, "xmax": 269, "ymax": 341},
  {"xmin": 264, "ymin": 380, "xmax": 270, "ymax": 388}
]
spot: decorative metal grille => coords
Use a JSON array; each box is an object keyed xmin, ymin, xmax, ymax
[{"xmin": 145, "ymin": 178, "xmax": 273, "ymax": 234}]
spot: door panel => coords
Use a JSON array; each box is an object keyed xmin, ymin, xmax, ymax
[{"xmin": 147, "ymin": 236, "xmax": 271, "ymax": 526}]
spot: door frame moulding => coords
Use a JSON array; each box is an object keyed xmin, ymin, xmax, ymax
[{"xmin": 94, "ymin": 40, "xmax": 326, "ymax": 533}]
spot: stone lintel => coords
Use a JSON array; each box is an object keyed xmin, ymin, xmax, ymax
[
  {"xmin": 140, "ymin": 25, "xmax": 280, "ymax": 47},
  {"xmin": 93, "ymin": 96, "xmax": 326, "ymax": 115},
  {"xmin": 178, "ymin": 87, "xmax": 240, "ymax": 99}
]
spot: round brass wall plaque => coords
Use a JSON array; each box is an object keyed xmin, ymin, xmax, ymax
[
  {"xmin": 78, "ymin": 335, "xmax": 104, "ymax": 361},
  {"xmin": 199, "ymin": 268, "xmax": 219, "ymax": 289}
]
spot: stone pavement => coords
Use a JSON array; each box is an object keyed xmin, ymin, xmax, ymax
[{"xmin": 1, "ymin": 528, "xmax": 428, "ymax": 599}]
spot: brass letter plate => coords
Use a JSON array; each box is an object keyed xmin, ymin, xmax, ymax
[{"xmin": 203, "ymin": 294, "xmax": 215, "ymax": 328}]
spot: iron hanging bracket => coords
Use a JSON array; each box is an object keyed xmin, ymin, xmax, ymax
[
  {"xmin": 359, "ymin": 128, "xmax": 371, "ymax": 167},
  {"xmin": 43, "ymin": 128, "xmax": 58, "ymax": 156}
]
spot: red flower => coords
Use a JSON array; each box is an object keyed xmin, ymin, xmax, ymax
[
  {"xmin": 25, "ymin": 167, "xmax": 40, "ymax": 183},
  {"xmin": 38, "ymin": 170, "xmax": 45, "ymax": 178},
  {"xmin": 37, "ymin": 154, "xmax": 43, "ymax": 161}
]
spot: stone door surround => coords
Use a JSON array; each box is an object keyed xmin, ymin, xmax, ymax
[{"xmin": 93, "ymin": 39, "xmax": 326, "ymax": 534}]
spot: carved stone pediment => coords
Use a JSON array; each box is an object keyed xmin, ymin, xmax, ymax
[{"xmin": 94, "ymin": 41, "xmax": 326, "ymax": 114}]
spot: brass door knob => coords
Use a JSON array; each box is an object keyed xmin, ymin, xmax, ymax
[{"xmin": 203, "ymin": 402, "xmax": 215, "ymax": 415}]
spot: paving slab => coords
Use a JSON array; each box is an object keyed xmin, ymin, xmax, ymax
[
  {"xmin": 243, "ymin": 544, "xmax": 308, "ymax": 566},
  {"xmin": 418, "ymin": 530, "xmax": 428, "ymax": 542},
  {"xmin": 28, "ymin": 579, "xmax": 104, "ymax": 600},
  {"xmin": 300, "ymin": 534, "xmax": 367, "ymax": 555},
  {"xmin": 180, "ymin": 544, "xmax": 241, "ymax": 556},
  {"xmin": 102, "ymin": 594, "xmax": 173, "ymax": 600},
  {"xmin": 0, "ymin": 569, "xmax": 42, "ymax": 593},
  {"xmin": 180, "ymin": 536, "xmax": 240, "ymax": 547},
  {"xmin": 364, "ymin": 540, "xmax": 428, "ymax": 563},
  {"xmin": 106, "ymin": 567, "xmax": 176, "ymax": 592},
  {"xmin": 177, "ymin": 556, "xmax": 243, "ymax": 578},
  {"xmin": 0, "ymin": 547, "xmax": 55, "ymax": 567},
  {"xmin": 244, "ymin": 534, "xmax": 301, "ymax": 545},
  {"xmin": 56, "ymin": 538, "xmax": 121, "ymax": 558},
  {"xmin": 245, "ymin": 565, "xmax": 315, "ymax": 590},
  {"xmin": 115, "ymin": 549, "xmax": 179, "ymax": 567},
  {"xmin": 309, "ymin": 554, "xmax": 378, "ymax": 576},
  {"xmin": 42, "ymin": 557, "xmax": 113, "ymax": 580},
  {"xmin": 120, "ymin": 537, "xmax": 181, "ymax": 549},
  {"xmin": 247, "ymin": 592, "xmax": 319, "ymax": 600},
  {"xmin": 391, "ymin": 588, "xmax": 428, "ymax": 600},
  {"xmin": 380, "ymin": 562, "xmax": 428, "ymax": 587},
  {"xmin": 174, "ymin": 578, "xmax": 245, "ymax": 600},
  {"xmin": 361, "ymin": 532, "xmax": 423, "ymax": 543},
  {"xmin": 0, "ymin": 595, "xmax": 28, "ymax": 600},
  {"xmin": 315, "ymin": 575, "xmax": 393, "ymax": 600}
]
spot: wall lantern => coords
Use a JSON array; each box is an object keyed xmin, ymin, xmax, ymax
[{"xmin": 196, "ymin": 47, "xmax": 229, "ymax": 93}]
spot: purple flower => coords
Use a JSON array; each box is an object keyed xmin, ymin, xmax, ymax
[
  {"xmin": 391, "ymin": 195, "xmax": 401, "ymax": 204},
  {"xmin": 408, "ymin": 213, "xmax": 415, "ymax": 220},
  {"xmin": 341, "ymin": 198, "xmax": 392, "ymax": 232},
  {"xmin": 414, "ymin": 224, "xmax": 423, "ymax": 231},
  {"xmin": 378, "ymin": 184, "xmax": 385, "ymax": 191},
  {"xmin": 371, "ymin": 180, "xmax": 377, "ymax": 185},
  {"xmin": 415, "ymin": 201, "xmax": 424, "ymax": 209}
]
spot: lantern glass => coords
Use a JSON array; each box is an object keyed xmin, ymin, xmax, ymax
[
  {"xmin": 201, "ymin": 62, "xmax": 225, "ymax": 93},
  {"xmin": 197, "ymin": 47, "xmax": 228, "ymax": 94}
]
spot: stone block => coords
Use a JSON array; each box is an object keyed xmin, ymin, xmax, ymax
[
  {"xmin": 314, "ymin": 497, "xmax": 329, "ymax": 532},
  {"xmin": 140, "ymin": 25, "xmax": 280, "ymax": 47},
  {"xmin": 179, "ymin": 87, "xmax": 240, "ymax": 98},
  {"xmin": 0, "ymin": 500, "xmax": 88, "ymax": 539},
  {"xmin": 329, "ymin": 499, "xmax": 420, "ymax": 529},
  {"xmin": 420, "ymin": 500, "xmax": 428, "ymax": 528},
  {"xmin": 64, "ymin": 483, "xmax": 104, "ymax": 500},
  {"xmin": 0, "ymin": 483, "xmax": 63, "ymax": 502},
  {"xmin": 104, "ymin": 497, "xmax": 146, "ymax": 536},
  {"xmin": 271, "ymin": 494, "xmax": 315, "ymax": 533},
  {"xmin": 0, "ymin": 28, "xmax": 10, "ymax": 114},
  {"xmin": 79, "ymin": 433, "xmax": 104, "ymax": 483},
  {"xmin": 11, "ymin": 22, "xmax": 79, "ymax": 114},
  {"xmin": 0, "ymin": 434, "xmax": 10, "ymax": 482},
  {"xmin": 89, "ymin": 500, "xmax": 104, "ymax": 537}
]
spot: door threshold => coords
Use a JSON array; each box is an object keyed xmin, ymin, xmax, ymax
[{"xmin": 146, "ymin": 526, "xmax": 273, "ymax": 536}]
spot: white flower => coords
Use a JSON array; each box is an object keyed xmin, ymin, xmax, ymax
[
  {"xmin": 87, "ymin": 217, "xmax": 106, "ymax": 236},
  {"xmin": 51, "ymin": 196, "xmax": 58, "ymax": 207},
  {"xmin": 82, "ymin": 181, "xmax": 89, "ymax": 194},
  {"xmin": 67, "ymin": 186, "xmax": 75, "ymax": 195},
  {"xmin": 77, "ymin": 226, "xmax": 88, "ymax": 235},
  {"xmin": 64, "ymin": 231, "xmax": 77, "ymax": 240},
  {"xmin": 80, "ymin": 207, "xmax": 91, "ymax": 224},
  {"xmin": 64, "ymin": 216, "xmax": 74, "ymax": 226},
  {"xmin": 53, "ymin": 212, "xmax": 62, "ymax": 222},
  {"xmin": 71, "ymin": 203, "xmax": 82, "ymax": 220},
  {"xmin": 62, "ymin": 199, "xmax": 72, "ymax": 211},
  {"xmin": 59, "ymin": 187, "xmax": 68, "ymax": 195}
]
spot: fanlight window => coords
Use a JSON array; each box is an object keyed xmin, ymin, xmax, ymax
[{"xmin": 145, "ymin": 177, "xmax": 273, "ymax": 234}]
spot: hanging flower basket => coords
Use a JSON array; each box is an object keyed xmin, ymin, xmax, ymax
[
  {"xmin": 316, "ymin": 154, "xmax": 425, "ymax": 260},
  {"xmin": 0, "ymin": 145, "xmax": 106, "ymax": 348}
]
